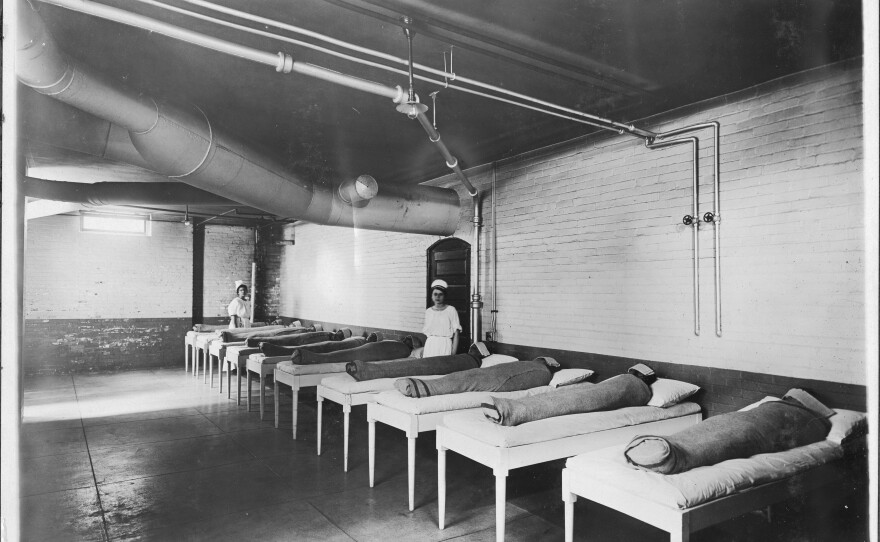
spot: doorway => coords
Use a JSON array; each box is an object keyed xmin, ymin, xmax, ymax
[{"xmin": 426, "ymin": 238, "xmax": 471, "ymax": 352}]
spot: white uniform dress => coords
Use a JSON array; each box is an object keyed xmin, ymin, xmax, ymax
[
  {"xmin": 422, "ymin": 305, "xmax": 461, "ymax": 357},
  {"xmin": 227, "ymin": 297, "xmax": 251, "ymax": 329}
]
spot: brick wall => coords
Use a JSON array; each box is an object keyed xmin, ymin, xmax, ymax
[
  {"xmin": 25, "ymin": 215, "xmax": 191, "ymax": 318},
  {"xmin": 23, "ymin": 216, "xmax": 256, "ymax": 374},
  {"xmin": 276, "ymin": 60, "xmax": 866, "ymax": 405},
  {"xmin": 202, "ymin": 225, "xmax": 255, "ymax": 320}
]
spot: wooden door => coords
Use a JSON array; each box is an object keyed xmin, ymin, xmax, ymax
[{"xmin": 427, "ymin": 238, "xmax": 471, "ymax": 352}]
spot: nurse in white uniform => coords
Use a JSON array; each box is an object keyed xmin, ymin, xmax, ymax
[
  {"xmin": 422, "ymin": 279, "xmax": 461, "ymax": 357},
  {"xmin": 227, "ymin": 280, "xmax": 251, "ymax": 329}
]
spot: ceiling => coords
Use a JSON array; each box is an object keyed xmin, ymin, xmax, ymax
[{"xmin": 21, "ymin": 0, "xmax": 863, "ymax": 225}]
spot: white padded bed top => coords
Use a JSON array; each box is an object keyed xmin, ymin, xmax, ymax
[
  {"xmin": 276, "ymin": 359, "xmax": 348, "ymax": 375},
  {"xmin": 373, "ymin": 386, "xmax": 554, "ymax": 415},
  {"xmin": 226, "ymin": 345, "xmax": 259, "ymax": 359},
  {"xmin": 566, "ymin": 440, "xmax": 843, "ymax": 510},
  {"xmin": 320, "ymin": 374, "xmax": 444, "ymax": 395},
  {"xmin": 442, "ymin": 402, "xmax": 701, "ymax": 448},
  {"xmin": 564, "ymin": 405, "xmax": 866, "ymax": 509}
]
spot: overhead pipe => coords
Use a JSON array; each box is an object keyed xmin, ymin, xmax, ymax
[
  {"xmin": 645, "ymin": 136, "xmax": 700, "ymax": 336},
  {"xmin": 18, "ymin": 0, "xmax": 460, "ymax": 236},
  {"xmin": 23, "ymin": 176, "xmax": 241, "ymax": 206},
  {"xmin": 155, "ymin": 0, "xmax": 656, "ymax": 138},
  {"xmin": 656, "ymin": 123, "xmax": 722, "ymax": 337}
]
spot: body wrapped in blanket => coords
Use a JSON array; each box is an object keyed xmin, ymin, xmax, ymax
[
  {"xmin": 259, "ymin": 336, "xmax": 367, "ymax": 357},
  {"xmin": 291, "ymin": 339, "xmax": 412, "ymax": 366},
  {"xmin": 244, "ymin": 330, "xmax": 336, "ymax": 348},
  {"xmin": 219, "ymin": 325, "xmax": 312, "ymax": 343},
  {"xmin": 482, "ymin": 373, "xmax": 652, "ymax": 426},
  {"xmin": 345, "ymin": 342, "xmax": 486, "ymax": 381},
  {"xmin": 393, "ymin": 357, "xmax": 559, "ymax": 398},
  {"xmin": 624, "ymin": 389, "xmax": 834, "ymax": 474}
]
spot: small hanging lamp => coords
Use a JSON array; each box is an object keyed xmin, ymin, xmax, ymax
[{"xmin": 395, "ymin": 17, "xmax": 429, "ymax": 119}]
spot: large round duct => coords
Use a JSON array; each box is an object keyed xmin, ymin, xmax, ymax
[{"xmin": 16, "ymin": 1, "xmax": 461, "ymax": 236}]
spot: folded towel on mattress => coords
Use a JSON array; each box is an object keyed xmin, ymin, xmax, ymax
[
  {"xmin": 394, "ymin": 358, "xmax": 554, "ymax": 398},
  {"xmin": 482, "ymin": 373, "xmax": 651, "ymax": 426},
  {"xmin": 259, "ymin": 336, "xmax": 367, "ymax": 357},
  {"xmin": 220, "ymin": 325, "xmax": 311, "ymax": 343},
  {"xmin": 291, "ymin": 340, "xmax": 412, "ymax": 366},
  {"xmin": 245, "ymin": 329, "xmax": 335, "ymax": 348},
  {"xmin": 345, "ymin": 348, "xmax": 480, "ymax": 381},
  {"xmin": 624, "ymin": 389, "xmax": 834, "ymax": 474}
]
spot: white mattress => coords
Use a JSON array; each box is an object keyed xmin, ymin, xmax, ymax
[
  {"xmin": 373, "ymin": 386, "xmax": 554, "ymax": 415},
  {"xmin": 442, "ymin": 402, "xmax": 701, "ymax": 448},
  {"xmin": 225, "ymin": 345, "xmax": 260, "ymax": 360},
  {"xmin": 248, "ymin": 353, "xmax": 286, "ymax": 367},
  {"xmin": 195, "ymin": 333, "xmax": 221, "ymax": 349},
  {"xmin": 320, "ymin": 374, "xmax": 445, "ymax": 395},
  {"xmin": 210, "ymin": 339, "xmax": 244, "ymax": 356},
  {"xmin": 565, "ymin": 439, "xmax": 843, "ymax": 509},
  {"xmin": 276, "ymin": 360, "xmax": 348, "ymax": 376}
]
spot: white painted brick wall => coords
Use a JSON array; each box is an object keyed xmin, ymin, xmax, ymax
[
  {"xmin": 202, "ymin": 225, "xmax": 255, "ymax": 318},
  {"xmin": 280, "ymin": 62, "xmax": 865, "ymax": 385},
  {"xmin": 25, "ymin": 215, "xmax": 192, "ymax": 318}
]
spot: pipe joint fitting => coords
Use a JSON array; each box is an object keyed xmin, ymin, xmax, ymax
[
  {"xmin": 391, "ymin": 85, "xmax": 405, "ymax": 104},
  {"xmin": 445, "ymin": 157, "xmax": 458, "ymax": 169},
  {"xmin": 429, "ymin": 132, "xmax": 441, "ymax": 143},
  {"xmin": 275, "ymin": 52, "xmax": 294, "ymax": 73}
]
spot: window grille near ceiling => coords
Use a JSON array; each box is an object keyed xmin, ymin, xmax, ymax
[{"xmin": 81, "ymin": 213, "xmax": 151, "ymax": 235}]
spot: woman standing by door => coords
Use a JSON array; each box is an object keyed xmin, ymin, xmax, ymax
[
  {"xmin": 227, "ymin": 280, "xmax": 251, "ymax": 329},
  {"xmin": 422, "ymin": 279, "xmax": 461, "ymax": 356}
]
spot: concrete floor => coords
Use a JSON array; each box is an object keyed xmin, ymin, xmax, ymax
[{"xmin": 20, "ymin": 367, "xmax": 868, "ymax": 541}]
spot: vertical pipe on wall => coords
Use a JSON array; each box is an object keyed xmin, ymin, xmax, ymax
[
  {"xmin": 471, "ymin": 192, "xmax": 483, "ymax": 346},
  {"xmin": 646, "ymin": 136, "xmax": 700, "ymax": 336},
  {"xmin": 490, "ymin": 163, "xmax": 498, "ymax": 341},
  {"xmin": 1, "ymin": 3, "xmax": 22, "ymax": 537},
  {"xmin": 657, "ymin": 122, "xmax": 722, "ymax": 336}
]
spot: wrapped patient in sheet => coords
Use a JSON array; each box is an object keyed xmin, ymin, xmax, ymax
[
  {"xmin": 259, "ymin": 336, "xmax": 368, "ymax": 357},
  {"xmin": 480, "ymin": 363, "xmax": 657, "ymax": 426},
  {"xmin": 624, "ymin": 388, "xmax": 834, "ymax": 474},
  {"xmin": 393, "ymin": 350, "xmax": 559, "ymax": 398},
  {"xmin": 244, "ymin": 328, "xmax": 352, "ymax": 348},
  {"xmin": 345, "ymin": 341, "xmax": 486, "ymax": 381},
  {"xmin": 291, "ymin": 338, "xmax": 413, "ymax": 366}
]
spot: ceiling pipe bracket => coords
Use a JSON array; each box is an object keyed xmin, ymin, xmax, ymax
[{"xmin": 275, "ymin": 52, "xmax": 294, "ymax": 73}]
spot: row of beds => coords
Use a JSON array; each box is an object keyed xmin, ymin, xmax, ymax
[{"xmin": 183, "ymin": 324, "xmax": 866, "ymax": 542}]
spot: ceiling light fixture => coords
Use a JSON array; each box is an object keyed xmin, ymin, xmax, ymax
[{"xmin": 395, "ymin": 17, "xmax": 428, "ymax": 119}]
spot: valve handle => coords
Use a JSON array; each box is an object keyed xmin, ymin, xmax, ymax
[
  {"xmin": 703, "ymin": 211, "xmax": 716, "ymax": 223},
  {"xmin": 682, "ymin": 215, "xmax": 695, "ymax": 226}
]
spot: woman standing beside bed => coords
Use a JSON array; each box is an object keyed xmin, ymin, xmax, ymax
[
  {"xmin": 227, "ymin": 280, "xmax": 251, "ymax": 329},
  {"xmin": 422, "ymin": 279, "xmax": 461, "ymax": 357}
]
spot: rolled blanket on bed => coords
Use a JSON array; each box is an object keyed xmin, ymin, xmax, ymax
[
  {"xmin": 259, "ymin": 336, "xmax": 367, "ymax": 357},
  {"xmin": 394, "ymin": 358, "xmax": 552, "ymax": 398},
  {"xmin": 482, "ymin": 374, "xmax": 651, "ymax": 426},
  {"xmin": 219, "ymin": 325, "xmax": 312, "ymax": 343},
  {"xmin": 291, "ymin": 340, "xmax": 412, "ymax": 366},
  {"xmin": 623, "ymin": 389, "xmax": 834, "ymax": 474},
  {"xmin": 245, "ymin": 330, "xmax": 336, "ymax": 348},
  {"xmin": 345, "ymin": 351, "xmax": 479, "ymax": 381}
]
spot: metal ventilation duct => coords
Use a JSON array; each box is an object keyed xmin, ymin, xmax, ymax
[
  {"xmin": 16, "ymin": 1, "xmax": 460, "ymax": 236},
  {"xmin": 22, "ymin": 176, "xmax": 239, "ymax": 206}
]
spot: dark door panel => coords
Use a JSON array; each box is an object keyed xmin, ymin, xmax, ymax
[{"xmin": 427, "ymin": 238, "xmax": 471, "ymax": 353}]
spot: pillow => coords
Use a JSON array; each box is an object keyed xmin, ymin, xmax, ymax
[
  {"xmin": 738, "ymin": 396, "xmax": 781, "ymax": 411},
  {"xmin": 826, "ymin": 408, "xmax": 868, "ymax": 444},
  {"xmin": 548, "ymin": 368, "xmax": 594, "ymax": 388},
  {"xmin": 410, "ymin": 347, "xmax": 424, "ymax": 359},
  {"xmin": 647, "ymin": 378, "xmax": 700, "ymax": 407},
  {"xmin": 480, "ymin": 354, "xmax": 519, "ymax": 368}
]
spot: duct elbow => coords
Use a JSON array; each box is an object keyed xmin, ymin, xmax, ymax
[{"xmin": 337, "ymin": 175, "xmax": 379, "ymax": 207}]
